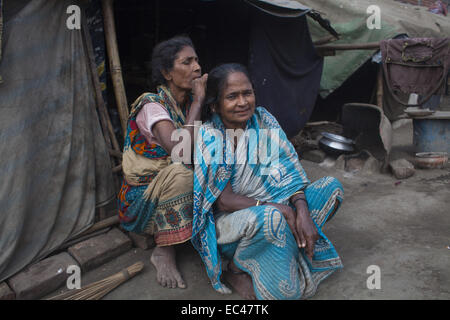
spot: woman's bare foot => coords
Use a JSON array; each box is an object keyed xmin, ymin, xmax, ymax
[
  {"xmin": 223, "ymin": 261, "xmax": 256, "ymax": 300},
  {"xmin": 150, "ymin": 246, "xmax": 186, "ymax": 289}
]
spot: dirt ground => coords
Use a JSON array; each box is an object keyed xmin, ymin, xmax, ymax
[{"xmin": 48, "ymin": 119, "xmax": 450, "ymax": 300}]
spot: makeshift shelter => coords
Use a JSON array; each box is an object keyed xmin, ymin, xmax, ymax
[{"xmin": 301, "ymin": 0, "xmax": 450, "ymax": 120}]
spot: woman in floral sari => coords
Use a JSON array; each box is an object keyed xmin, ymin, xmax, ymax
[
  {"xmin": 192, "ymin": 63, "xmax": 344, "ymax": 300},
  {"xmin": 118, "ymin": 36, "xmax": 207, "ymax": 289}
]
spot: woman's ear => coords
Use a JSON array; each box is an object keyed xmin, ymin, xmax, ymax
[{"xmin": 161, "ymin": 69, "xmax": 172, "ymax": 82}]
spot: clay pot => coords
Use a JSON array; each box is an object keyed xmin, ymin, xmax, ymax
[{"xmin": 415, "ymin": 152, "xmax": 448, "ymax": 169}]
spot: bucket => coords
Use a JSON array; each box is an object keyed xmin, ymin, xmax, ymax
[{"xmin": 413, "ymin": 112, "xmax": 450, "ymax": 154}]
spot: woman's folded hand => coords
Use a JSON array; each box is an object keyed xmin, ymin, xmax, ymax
[
  {"xmin": 265, "ymin": 203, "xmax": 305, "ymax": 250},
  {"xmin": 294, "ymin": 200, "xmax": 319, "ymax": 261}
]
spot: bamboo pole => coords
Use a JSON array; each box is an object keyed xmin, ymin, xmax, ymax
[
  {"xmin": 102, "ymin": 0, "xmax": 129, "ymax": 137},
  {"xmin": 81, "ymin": 12, "xmax": 121, "ymax": 154},
  {"xmin": 315, "ymin": 41, "xmax": 380, "ymax": 51},
  {"xmin": 376, "ymin": 67, "xmax": 384, "ymax": 110},
  {"xmin": 77, "ymin": 215, "xmax": 120, "ymax": 238},
  {"xmin": 112, "ymin": 164, "xmax": 122, "ymax": 173},
  {"xmin": 109, "ymin": 148, "xmax": 123, "ymax": 159},
  {"xmin": 313, "ymin": 35, "xmax": 338, "ymax": 46},
  {"xmin": 81, "ymin": 21, "xmax": 112, "ymax": 151}
]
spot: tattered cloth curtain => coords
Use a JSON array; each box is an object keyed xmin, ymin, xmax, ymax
[
  {"xmin": 0, "ymin": 0, "xmax": 3, "ymax": 83},
  {"xmin": 0, "ymin": 0, "xmax": 115, "ymax": 282},
  {"xmin": 248, "ymin": 8, "xmax": 323, "ymax": 139}
]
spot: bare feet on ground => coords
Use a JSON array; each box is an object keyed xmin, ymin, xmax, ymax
[
  {"xmin": 150, "ymin": 245, "xmax": 186, "ymax": 289},
  {"xmin": 224, "ymin": 261, "xmax": 256, "ymax": 300}
]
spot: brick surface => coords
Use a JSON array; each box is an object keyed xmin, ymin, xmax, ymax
[
  {"xmin": 7, "ymin": 252, "xmax": 77, "ymax": 300},
  {"xmin": 302, "ymin": 149, "xmax": 326, "ymax": 163},
  {"xmin": 68, "ymin": 228, "xmax": 132, "ymax": 272},
  {"xmin": 335, "ymin": 155, "xmax": 346, "ymax": 170},
  {"xmin": 362, "ymin": 156, "xmax": 381, "ymax": 174},
  {"xmin": 0, "ymin": 282, "xmax": 15, "ymax": 300},
  {"xmin": 390, "ymin": 159, "xmax": 415, "ymax": 179},
  {"xmin": 128, "ymin": 232, "xmax": 155, "ymax": 250}
]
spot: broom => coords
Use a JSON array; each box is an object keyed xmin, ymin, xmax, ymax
[{"xmin": 47, "ymin": 261, "xmax": 144, "ymax": 300}]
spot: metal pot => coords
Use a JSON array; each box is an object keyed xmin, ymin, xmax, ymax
[{"xmin": 319, "ymin": 132, "xmax": 355, "ymax": 156}]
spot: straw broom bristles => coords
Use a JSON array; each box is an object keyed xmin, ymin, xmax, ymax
[{"xmin": 47, "ymin": 261, "xmax": 144, "ymax": 300}]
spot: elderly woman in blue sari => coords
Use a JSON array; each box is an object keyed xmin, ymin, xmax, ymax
[{"xmin": 192, "ymin": 63, "xmax": 344, "ymax": 300}]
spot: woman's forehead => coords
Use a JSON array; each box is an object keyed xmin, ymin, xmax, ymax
[
  {"xmin": 176, "ymin": 46, "xmax": 196, "ymax": 60},
  {"xmin": 223, "ymin": 72, "xmax": 252, "ymax": 93}
]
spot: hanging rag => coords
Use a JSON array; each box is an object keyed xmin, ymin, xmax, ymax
[{"xmin": 380, "ymin": 38, "xmax": 450, "ymax": 106}]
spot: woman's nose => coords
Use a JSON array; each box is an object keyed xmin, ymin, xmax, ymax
[
  {"xmin": 237, "ymin": 95, "xmax": 247, "ymax": 106},
  {"xmin": 193, "ymin": 60, "xmax": 201, "ymax": 73}
]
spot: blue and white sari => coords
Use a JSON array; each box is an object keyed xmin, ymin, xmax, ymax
[{"xmin": 192, "ymin": 107, "xmax": 344, "ymax": 300}]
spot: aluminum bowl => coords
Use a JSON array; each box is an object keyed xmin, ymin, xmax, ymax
[
  {"xmin": 321, "ymin": 132, "xmax": 355, "ymax": 145},
  {"xmin": 318, "ymin": 132, "xmax": 355, "ymax": 156}
]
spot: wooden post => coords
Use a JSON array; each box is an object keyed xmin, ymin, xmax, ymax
[
  {"xmin": 81, "ymin": 12, "xmax": 121, "ymax": 154},
  {"xmin": 102, "ymin": 0, "xmax": 129, "ymax": 137},
  {"xmin": 377, "ymin": 66, "xmax": 384, "ymax": 110},
  {"xmin": 315, "ymin": 42, "xmax": 380, "ymax": 51}
]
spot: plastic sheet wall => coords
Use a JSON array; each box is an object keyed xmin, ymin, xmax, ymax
[{"xmin": 0, "ymin": 0, "xmax": 114, "ymax": 282}]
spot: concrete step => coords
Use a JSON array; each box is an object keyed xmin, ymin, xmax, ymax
[
  {"xmin": 7, "ymin": 252, "xmax": 78, "ymax": 300},
  {"xmin": 68, "ymin": 228, "xmax": 132, "ymax": 272},
  {"xmin": 128, "ymin": 232, "xmax": 155, "ymax": 250}
]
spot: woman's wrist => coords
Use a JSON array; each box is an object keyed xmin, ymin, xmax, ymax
[
  {"xmin": 191, "ymin": 96, "xmax": 204, "ymax": 107},
  {"xmin": 292, "ymin": 196, "xmax": 306, "ymax": 206},
  {"xmin": 290, "ymin": 193, "xmax": 305, "ymax": 204},
  {"xmin": 290, "ymin": 189, "xmax": 305, "ymax": 202},
  {"xmin": 255, "ymin": 199, "xmax": 267, "ymax": 207}
]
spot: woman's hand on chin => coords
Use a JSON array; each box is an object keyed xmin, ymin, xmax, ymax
[
  {"xmin": 192, "ymin": 73, "xmax": 208, "ymax": 105},
  {"xmin": 294, "ymin": 200, "xmax": 319, "ymax": 261}
]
